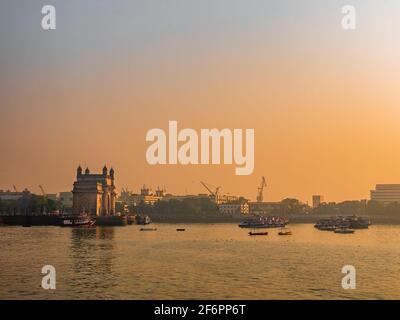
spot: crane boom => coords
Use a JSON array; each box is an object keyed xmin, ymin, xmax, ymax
[
  {"xmin": 200, "ymin": 181, "xmax": 215, "ymax": 195},
  {"xmin": 200, "ymin": 181, "xmax": 222, "ymax": 203},
  {"xmin": 39, "ymin": 185, "xmax": 46, "ymax": 197},
  {"xmin": 256, "ymin": 176, "xmax": 267, "ymax": 202}
]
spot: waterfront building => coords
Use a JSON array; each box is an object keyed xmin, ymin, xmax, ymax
[
  {"xmin": 47, "ymin": 194, "xmax": 58, "ymax": 202},
  {"xmin": 119, "ymin": 185, "xmax": 164, "ymax": 206},
  {"xmin": 213, "ymin": 194, "xmax": 239, "ymax": 204},
  {"xmin": 59, "ymin": 191, "xmax": 73, "ymax": 209},
  {"xmin": 249, "ymin": 201, "xmax": 281, "ymax": 215},
  {"xmin": 0, "ymin": 188, "xmax": 31, "ymax": 201},
  {"xmin": 72, "ymin": 165, "xmax": 116, "ymax": 216},
  {"xmin": 312, "ymin": 195, "xmax": 324, "ymax": 208},
  {"xmin": 161, "ymin": 193, "xmax": 210, "ymax": 202},
  {"xmin": 218, "ymin": 203, "xmax": 249, "ymax": 216},
  {"xmin": 370, "ymin": 184, "xmax": 400, "ymax": 204}
]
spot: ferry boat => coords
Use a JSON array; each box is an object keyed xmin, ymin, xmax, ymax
[
  {"xmin": 314, "ymin": 215, "xmax": 370, "ymax": 231},
  {"xmin": 60, "ymin": 214, "xmax": 92, "ymax": 227},
  {"xmin": 239, "ymin": 215, "xmax": 288, "ymax": 229}
]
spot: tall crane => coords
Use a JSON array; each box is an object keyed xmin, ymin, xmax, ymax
[
  {"xmin": 39, "ymin": 185, "xmax": 47, "ymax": 198},
  {"xmin": 200, "ymin": 181, "xmax": 221, "ymax": 203},
  {"xmin": 256, "ymin": 176, "xmax": 267, "ymax": 202}
]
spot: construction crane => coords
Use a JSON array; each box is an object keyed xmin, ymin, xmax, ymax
[
  {"xmin": 256, "ymin": 176, "xmax": 267, "ymax": 202},
  {"xmin": 200, "ymin": 181, "xmax": 221, "ymax": 203},
  {"xmin": 39, "ymin": 185, "xmax": 47, "ymax": 198},
  {"xmin": 13, "ymin": 185, "xmax": 18, "ymax": 192}
]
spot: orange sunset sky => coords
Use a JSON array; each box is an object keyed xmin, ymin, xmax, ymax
[{"xmin": 1, "ymin": 1, "xmax": 400, "ymax": 203}]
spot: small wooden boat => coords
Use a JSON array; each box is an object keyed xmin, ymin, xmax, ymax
[
  {"xmin": 334, "ymin": 228, "xmax": 355, "ymax": 234},
  {"xmin": 249, "ymin": 231, "xmax": 268, "ymax": 236},
  {"xmin": 176, "ymin": 228, "xmax": 186, "ymax": 231},
  {"xmin": 140, "ymin": 227, "xmax": 157, "ymax": 231},
  {"xmin": 278, "ymin": 228, "xmax": 292, "ymax": 236}
]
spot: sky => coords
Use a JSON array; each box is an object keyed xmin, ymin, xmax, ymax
[{"xmin": 1, "ymin": 0, "xmax": 400, "ymax": 203}]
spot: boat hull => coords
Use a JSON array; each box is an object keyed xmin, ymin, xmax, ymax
[{"xmin": 249, "ymin": 231, "xmax": 268, "ymax": 236}]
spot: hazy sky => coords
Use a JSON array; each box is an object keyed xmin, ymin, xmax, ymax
[{"xmin": 1, "ymin": 0, "xmax": 400, "ymax": 202}]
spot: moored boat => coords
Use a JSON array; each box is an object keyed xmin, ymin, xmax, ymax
[
  {"xmin": 315, "ymin": 215, "xmax": 370, "ymax": 231},
  {"xmin": 140, "ymin": 227, "xmax": 157, "ymax": 231},
  {"xmin": 136, "ymin": 215, "xmax": 152, "ymax": 225},
  {"xmin": 60, "ymin": 214, "xmax": 92, "ymax": 227},
  {"xmin": 249, "ymin": 231, "xmax": 268, "ymax": 236}
]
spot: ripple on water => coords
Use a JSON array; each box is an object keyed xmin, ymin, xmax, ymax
[{"xmin": 1, "ymin": 224, "xmax": 400, "ymax": 299}]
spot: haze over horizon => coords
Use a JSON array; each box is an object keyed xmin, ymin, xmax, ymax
[{"xmin": 1, "ymin": 0, "xmax": 400, "ymax": 203}]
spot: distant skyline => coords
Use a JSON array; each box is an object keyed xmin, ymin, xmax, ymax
[{"xmin": 1, "ymin": 1, "xmax": 400, "ymax": 202}]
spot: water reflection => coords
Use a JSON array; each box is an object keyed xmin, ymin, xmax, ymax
[{"xmin": 69, "ymin": 227, "xmax": 118, "ymax": 298}]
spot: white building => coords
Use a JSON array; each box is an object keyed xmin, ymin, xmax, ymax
[
  {"xmin": 218, "ymin": 203, "xmax": 249, "ymax": 216},
  {"xmin": 120, "ymin": 185, "xmax": 165, "ymax": 206},
  {"xmin": 370, "ymin": 184, "xmax": 400, "ymax": 204}
]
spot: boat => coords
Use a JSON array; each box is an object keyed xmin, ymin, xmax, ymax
[
  {"xmin": 81, "ymin": 220, "xmax": 96, "ymax": 228},
  {"xmin": 60, "ymin": 214, "xmax": 92, "ymax": 227},
  {"xmin": 314, "ymin": 215, "xmax": 370, "ymax": 231},
  {"xmin": 334, "ymin": 227, "xmax": 355, "ymax": 234},
  {"xmin": 136, "ymin": 215, "xmax": 152, "ymax": 225},
  {"xmin": 176, "ymin": 228, "xmax": 186, "ymax": 231},
  {"xmin": 278, "ymin": 228, "xmax": 292, "ymax": 236},
  {"xmin": 249, "ymin": 231, "xmax": 268, "ymax": 236},
  {"xmin": 239, "ymin": 215, "xmax": 288, "ymax": 229},
  {"xmin": 140, "ymin": 227, "xmax": 157, "ymax": 231},
  {"xmin": 348, "ymin": 216, "xmax": 371, "ymax": 229},
  {"xmin": 127, "ymin": 215, "xmax": 136, "ymax": 225}
]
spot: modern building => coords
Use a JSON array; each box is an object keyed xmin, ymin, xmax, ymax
[
  {"xmin": 312, "ymin": 195, "xmax": 324, "ymax": 208},
  {"xmin": 72, "ymin": 165, "xmax": 116, "ymax": 216},
  {"xmin": 370, "ymin": 184, "xmax": 400, "ymax": 204}
]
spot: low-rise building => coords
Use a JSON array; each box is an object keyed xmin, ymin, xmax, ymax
[
  {"xmin": 59, "ymin": 191, "xmax": 73, "ymax": 208},
  {"xmin": 218, "ymin": 203, "xmax": 249, "ymax": 216},
  {"xmin": 120, "ymin": 185, "xmax": 165, "ymax": 206},
  {"xmin": 249, "ymin": 201, "xmax": 281, "ymax": 215},
  {"xmin": 0, "ymin": 188, "xmax": 31, "ymax": 201}
]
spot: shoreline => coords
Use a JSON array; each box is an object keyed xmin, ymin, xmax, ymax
[{"xmin": 2, "ymin": 214, "xmax": 400, "ymax": 226}]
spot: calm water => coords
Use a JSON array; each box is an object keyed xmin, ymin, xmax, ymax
[{"xmin": 1, "ymin": 223, "xmax": 400, "ymax": 299}]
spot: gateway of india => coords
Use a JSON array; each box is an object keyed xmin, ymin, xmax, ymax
[{"xmin": 72, "ymin": 165, "xmax": 116, "ymax": 216}]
